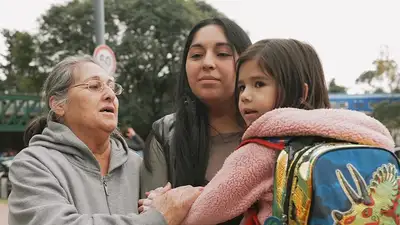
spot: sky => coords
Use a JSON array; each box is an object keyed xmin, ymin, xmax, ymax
[{"xmin": 0, "ymin": 0, "xmax": 399, "ymax": 94}]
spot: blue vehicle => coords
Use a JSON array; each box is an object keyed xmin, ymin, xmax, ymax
[{"xmin": 329, "ymin": 93, "xmax": 400, "ymax": 114}]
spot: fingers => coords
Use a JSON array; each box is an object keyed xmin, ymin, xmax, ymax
[
  {"xmin": 163, "ymin": 182, "xmax": 172, "ymax": 191},
  {"xmin": 138, "ymin": 205, "xmax": 151, "ymax": 214},
  {"xmin": 139, "ymin": 198, "xmax": 152, "ymax": 205},
  {"xmin": 139, "ymin": 195, "xmax": 155, "ymax": 213},
  {"xmin": 138, "ymin": 199, "xmax": 144, "ymax": 206},
  {"xmin": 143, "ymin": 199, "xmax": 152, "ymax": 206},
  {"xmin": 151, "ymin": 185, "xmax": 204, "ymax": 225},
  {"xmin": 138, "ymin": 198, "xmax": 153, "ymax": 215},
  {"xmin": 173, "ymin": 185, "xmax": 193, "ymax": 190},
  {"xmin": 183, "ymin": 186, "xmax": 203, "ymax": 205},
  {"xmin": 188, "ymin": 186, "xmax": 203, "ymax": 197},
  {"xmin": 147, "ymin": 183, "xmax": 171, "ymax": 199},
  {"xmin": 153, "ymin": 182, "xmax": 171, "ymax": 193},
  {"xmin": 155, "ymin": 187, "xmax": 164, "ymax": 192},
  {"xmin": 147, "ymin": 191, "xmax": 160, "ymax": 199},
  {"xmin": 166, "ymin": 185, "xmax": 203, "ymax": 206}
]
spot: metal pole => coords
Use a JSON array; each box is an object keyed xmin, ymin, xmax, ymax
[{"xmin": 93, "ymin": 0, "xmax": 105, "ymax": 45}]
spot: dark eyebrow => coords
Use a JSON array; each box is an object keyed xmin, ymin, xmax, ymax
[
  {"xmin": 250, "ymin": 75, "xmax": 270, "ymax": 81},
  {"xmin": 237, "ymin": 75, "xmax": 271, "ymax": 85},
  {"xmin": 189, "ymin": 42, "xmax": 233, "ymax": 49},
  {"xmin": 215, "ymin": 42, "xmax": 233, "ymax": 49},
  {"xmin": 189, "ymin": 43, "xmax": 203, "ymax": 49}
]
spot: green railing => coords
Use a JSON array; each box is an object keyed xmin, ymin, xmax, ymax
[{"xmin": 0, "ymin": 95, "xmax": 43, "ymax": 132}]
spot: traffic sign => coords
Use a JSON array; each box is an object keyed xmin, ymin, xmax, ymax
[{"xmin": 93, "ymin": 44, "xmax": 117, "ymax": 75}]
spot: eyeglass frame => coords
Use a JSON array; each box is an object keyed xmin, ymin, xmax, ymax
[{"xmin": 70, "ymin": 79, "xmax": 123, "ymax": 95}]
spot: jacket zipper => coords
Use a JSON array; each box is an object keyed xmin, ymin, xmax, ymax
[{"xmin": 102, "ymin": 176, "xmax": 111, "ymax": 214}]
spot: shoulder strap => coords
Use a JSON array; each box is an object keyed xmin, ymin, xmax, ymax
[
  {"xmin": 237, "ymin": 137, "xmax": 286, "ymax": 151},
  {"xmin": 237, "ymin": 136, "xmax": 320, "ymax": 153}
]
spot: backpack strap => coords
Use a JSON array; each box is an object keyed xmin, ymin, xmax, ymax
[
  {"xmin": 243, "ymin": 207, "xmax": 261, "ymax": 225},
  {"xmin": 237, "ymin": 137, "xmax": 286, "ymax": 151},
  {"xmin": 235, "ymin": 137, "xmax": 286, "ymax": 225},
  {"xmin": 236, "ymin": 136, "xmax": 318, "ymax": 225}
]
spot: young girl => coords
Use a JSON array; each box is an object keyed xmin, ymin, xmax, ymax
[{"xmin": 143, "ymin": 39, "xmax": 395, "ymax": 225}]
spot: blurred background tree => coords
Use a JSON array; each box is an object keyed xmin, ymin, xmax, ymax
[
  {"xmin": 356, "ymin": 46, "xmax": 400, "ymax": 141},
  {"xmin": 0, "ymin": 0, "xmax": 224, "ymax": 137},
  {"xmin": 328, "ymin": 78, "xmax": 347, "ymax": 93}
]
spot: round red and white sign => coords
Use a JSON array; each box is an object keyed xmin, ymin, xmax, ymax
[{"xmin": 93, "ymin": 44, "xmax": 117, "ymax": 75}]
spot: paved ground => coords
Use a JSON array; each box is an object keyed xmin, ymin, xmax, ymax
[{"xmin": 0, "ymin": 203, "xmax": 7, "ymax": 225}]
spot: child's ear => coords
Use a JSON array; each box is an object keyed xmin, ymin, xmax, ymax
[{"xmin": 303, "ymin": 83, "xmax": 309, "ymax": 101}]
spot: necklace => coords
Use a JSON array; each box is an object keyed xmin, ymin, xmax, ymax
[{"xmin": 209, "ymin": 125, "xmax": 242, "ymax": 144}]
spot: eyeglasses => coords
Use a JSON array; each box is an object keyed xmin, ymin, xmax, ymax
[{"xmin": 71, "ymin": 80, "xmax": 123, "ymax": 95}]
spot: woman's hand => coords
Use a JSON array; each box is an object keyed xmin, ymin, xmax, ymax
[
  {"xmin": 138, "ymin": 182, "xmax": 172, "ymax": 213},
  {"xmin": 151, "ymin": 185, "xmax": 203, "ymax": 225}
]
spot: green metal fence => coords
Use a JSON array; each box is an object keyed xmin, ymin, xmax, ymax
[{"xmin": 0, "ymin": 95, "xmax": 43, "ymax": 132}]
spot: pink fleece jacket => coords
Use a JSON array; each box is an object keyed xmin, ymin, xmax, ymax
[{"xmin": 182, "ymin": 108, "xmax": 395, "ymax": 225}]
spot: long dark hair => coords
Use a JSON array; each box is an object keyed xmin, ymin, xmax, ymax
[
  {"xmin": 235, "ymin": 39, "xmax": 330, "ymax": 110},
  {"xmin": 173, "ymin": 18, "xmax": 252, "ymax": 186}
]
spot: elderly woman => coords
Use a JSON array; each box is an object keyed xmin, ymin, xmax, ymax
[{"xmin": 8, "ymin": 55, "xmax": 201, "ymax": 225}]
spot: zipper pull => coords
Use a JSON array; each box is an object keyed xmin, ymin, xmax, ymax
[
  {"xmin": 282, "ymin": 214, "xmax": 288, "ymax": 225},
  {"xmin": 103, "ymin": 178, "xmax": 109, "ymax": 196},
  {"xmin": 288, "ymin": 145, "xmax": 295, "ymax": 161}
]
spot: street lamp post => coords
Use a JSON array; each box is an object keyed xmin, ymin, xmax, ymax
[{"xmin": 93, "ymin": 0, "xmax": 105, "ymax": 45}]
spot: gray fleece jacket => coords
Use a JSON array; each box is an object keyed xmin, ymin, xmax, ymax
[{"xmin": 8, "ymin": 121, "xmax": 167, "ymax": 225}]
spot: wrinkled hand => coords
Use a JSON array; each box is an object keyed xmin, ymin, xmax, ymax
[
  {"xmin": 150, "ymin": 185, "xmax": 203, "ymax": 225},
  {"xmin": 138, "ymin": 182, "xmax": 172, "ymax": 213}
]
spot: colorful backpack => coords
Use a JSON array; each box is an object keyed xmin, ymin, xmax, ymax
[{"xmin": 238, "ymin": 136, "xmax": 400, "ymax": 225}]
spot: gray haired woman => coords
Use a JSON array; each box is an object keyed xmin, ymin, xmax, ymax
[{"xmin": 8, "ymin": 55, "xmax": 201, "ymax": 225}]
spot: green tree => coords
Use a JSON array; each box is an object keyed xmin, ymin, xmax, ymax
[
  {"xmin": 0, "ymin": 0, "xmax": 223, "ymax": 136},
  {"xmin": 372, "ymin": 101, "xmax": 400, "ymax": 130},
  {"xmin": 328, "ymin": 78, "xmax": 347, "ymax": 93},
  {"xmin": 0, "ymin": 30, "xmax": 43, "ymax": 94},
  {"xmin": 357, "ymin": 47, "xmax": 400, "ymax": 134},
  {"xmin": 356, "ymin": 46, "xmax": 400, "ymax": 93}
]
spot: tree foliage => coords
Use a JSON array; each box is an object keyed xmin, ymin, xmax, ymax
[
  {"xmin": 372, "ymin": 101, "xmax": 400, "ymax": 130},
  {"xmin": 0, "ymin": 30, "xmax": 43, "ymax": 94},
  {"xmin": 357, "ymin": 47, "xmax": 400, "ymax": 134},
  {"xmin": 328, "ymin": 78, "xmax": 347, "ymax": 93},
  {"xmin": 357, "ymin": 47, "xmax": 400, "ymax": 93},
  {"xmin": 0, "ymin": 0, "xmax": 223, "ymax": 136}
]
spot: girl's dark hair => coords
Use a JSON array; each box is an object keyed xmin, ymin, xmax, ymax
[
  {"xmin": 172, "ymin": 18, "xmax": 252, "ymax": 186},
  {"xmin": 236, "ymin": 39, "xmax": 330, "ymax": 110}
]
